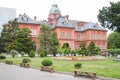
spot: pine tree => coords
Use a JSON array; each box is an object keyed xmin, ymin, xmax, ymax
[
  {"xmin": 39, "ymin": 24, "xmax": 59, "ymax": 56},
  {"xmin": 8, "ymin": 28, "xmax": 36, "ymax": 53},
  {"xmin": 50, "ymin": 31, "xmax": 59, "ymax": 56},
  {"xmin": 39, "ymin": 24, "xmax": 53, "ymax": 56},
  {"xmin": 88, "ymin": 41, "xmax": 96, "ymax": 56},
  {"xmin": 1, "ymin": 19, "xmax": 18, "ymax": 52}
]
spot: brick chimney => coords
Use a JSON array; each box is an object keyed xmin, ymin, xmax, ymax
[
  {"xmin": 34, "ymin": 16, "xmax": 37, "ymax": 21},
  {"xmin": 66, "ymin": 15, "xmax": 69, "ymax": 20}
]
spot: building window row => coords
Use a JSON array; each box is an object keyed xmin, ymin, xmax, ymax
[
  {"xmin": 60, "ymin": 32, "xmax": 72, "ymax": 39},
  {"xmin": 96, "ymin": 43, "xmax": 105, "ymax": 49},
  {"xmin": 92, "ymin": 34, "xmax": 106, "ymax": 40}
]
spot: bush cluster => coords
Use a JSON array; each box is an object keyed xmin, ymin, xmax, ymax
[
  {"xmin": 105, "ymin": 49, "xmax": 120, "ymax": 56},
  {"xmin": 74, "ymin": 63, "xmax": 82, "ymax": 69},
  {"xmin": 0, "ymin": 55, "xmax": 6, "ymax": 59},
  {"xmin": 21, "ymin": 51, "xmax": 25, "ymax": 57},
  {"xmin": 41, "ymin": 59, "xmax": 53, "ymax": 66},
  {"xmin": 22, "ymin": 58, "xmax": 31, "ymax": 63},
  {"xmin": 10, "ymin": 50, "xmax": 18, "ymax": 58},
  {"xmin": 40, "ymin": 51, "xmax": 45, "ymax": 57},
  {"xmin": 29, "ymin": 50, "xmax": 35, "ymax": 58}
]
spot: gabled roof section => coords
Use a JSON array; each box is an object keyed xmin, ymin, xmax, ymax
[
  {"xmin": 69, "ymin": 20, "xmax": 107, "ymax": 31},
  {"xmin": 56, "ymin": 16, "xmax": 74, "ymax": 28},
  {"xmin": 16, "ymin": 13, "xmax": 40, "ymax": 24},
  {"xmin": 80, "ymin": 22, "xmax": 107, "ymax": 31}
]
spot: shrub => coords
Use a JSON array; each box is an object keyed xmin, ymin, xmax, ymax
[
  {"xmin": 40, "ymin": 51, "xmax": 45, "ymax": 57},
  {"xmin": 0, "ymin": 55, "xmax": 6, "ymax": 59},
  {"xmin": 21, "ymin": 51, "xmax": 25, "ymax": 57},
  {"xmin": 10, "ymin": 50, "xmax": 18, "ymax": 58},
  {"xmin": 29, "ymin": 50, "xmax": 35, "ymax": 58},
  {"xmin": 22, "ymin": 58, "xmax": 31, "ymax": 63},
  {"xmin": 41, "ymin": 59, "xmax": 53, "ymax": 66},
  {"xmin": 74, "ymin": 63, "xmax": 82, "ymax": 69}
]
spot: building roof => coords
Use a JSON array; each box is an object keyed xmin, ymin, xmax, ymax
[
  {"xmin": 56, "ymin": 16, "xmax": 74, "ymax": 28},
  {"xmin": 15, "ymin": 13, "xmax": 41, "ymax": 25},
  {"xmin": 69, "ymin": 20, "xmax": 107, "ymax": 31},
  {"xmin": 49, "ymin": 4, "xmax": 61, "ymax": 14},
  {"xmin": 80, "ymin": 22, "xmax": 107, "ymax": 31}
]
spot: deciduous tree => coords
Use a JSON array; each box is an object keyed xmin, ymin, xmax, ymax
[{"xmin": 98, "ymin": 2, "xmax": 120, "ymax": 32}]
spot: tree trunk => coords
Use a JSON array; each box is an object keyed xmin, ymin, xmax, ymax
[{"xmin": 53, "ymin": 53, "xmax": 56, "ymax": 57}]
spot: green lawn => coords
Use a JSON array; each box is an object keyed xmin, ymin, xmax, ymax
[{"xmin": 0, "ymin": 57, "xmax": 120, "ymax": 79}]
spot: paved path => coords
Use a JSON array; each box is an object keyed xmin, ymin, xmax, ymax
[{"xmin": 0, "ymin": 63, "xmax": 91, "ymax": 80}]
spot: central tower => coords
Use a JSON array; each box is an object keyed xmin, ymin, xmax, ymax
[{"xmin": 48, "ymin": 4, "xmax": 61, "ymax": 26}]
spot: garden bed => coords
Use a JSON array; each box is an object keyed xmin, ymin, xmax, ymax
[{"xmin": 53, "ymin": 56, "xmax": 106, "ymax": 61}]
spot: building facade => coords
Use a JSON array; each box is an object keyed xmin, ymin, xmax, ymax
[
  {"xmin": 0, "ymin": 7, "xmax": 16, "ymax": 33},
  {"xmin": 48, "ymin": 4, "xmax": 107, "ymax": 50},
  {"xmin": 5, "ymin": 4, "xmax": 107, "ymax": 50}
]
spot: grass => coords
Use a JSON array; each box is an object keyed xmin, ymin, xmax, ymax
[{"xmin": 0, "ymin": 56, "xmax": 120, "ymax": 79}]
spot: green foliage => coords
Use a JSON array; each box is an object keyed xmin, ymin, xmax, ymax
[
  {"xmin": 0, "ymin": 36, "xmax": 5, "ymax": 53},
  {"xmin": 39, "ymin": 24, "xmax": 59, "ymax": 56},
  {"xmin": 61, "ymin": 43, "xmax": 71, "ymax": 56},
  {"xmin": 41, "ymin": 59, "xmax": 53, "ymax": 66},
  {"xmin": 40, "ymin": 51, "xmax": 45, "ymax": 57},
  {"xmin": 70, "ymin": 50, "xmax": 76, "ymax": 56},
  {"xmin": 105, "ymin": 49, "xmax": 120, "ymax": 56},
  {"xmin": 98, "ymin": 2, "xmax": 120, "ymax": 32},
  {"xmin": 10, "ymin": 50, "xmax": 18, "ymax": 58},
  {"xmin": 49, "ymin": 31, "xmax": 59, "ymax": 56},
  {"xmin": 21, "ymin": 51, "xmax": 25, "ymax": 57},
  {"xmin": 22, "ymin": 58, "xmax": 31, "ymax": 63},
  {"xmin": 64, "ymin": 48, "xmax": 70, "ymax": 56},
  {"xmin": 62, "ymin": 42, "xmax": 69, "ymax": 48},
  {"xmin": 74, "ymin": 63, "xmax": 82, "ymax": 69},
  {"xmin": 88, "ymin": 41, "xmax": 96, "ymax": 56},
  {"xmin": 29, "ymin": 50, "xmax": 35, "ymax": 58},
  {"xmin": 39, "ymin": 24, "xmax": 53, "ymax": 56},
  {"xmin": 1, "ymin": 19, "xmax": 18, "ymax": 52},
  {"xmin": 77, "ymin": 42, "xmax": 87, "ymax": 56},
  {"xmin": 95, "ymin": 47, "xmax": 101, "ymax": 55},
  {"xmin": 108, "ymin": 32, "xmax": 120, "ymax": 49},
  {"xmin": 58, "ymin": 47, "xmax": 64, "ymax": 56},
  {"xmin": 8, "ymin": 28, "xmax": 36, "ymax": 53},
  {"xmin": 0, "ymin": 55, "xmax": 6, "ymax": 59},
  {"xmin": 76, "ymin": 49, "xmax": 82, "ymax": 55}
]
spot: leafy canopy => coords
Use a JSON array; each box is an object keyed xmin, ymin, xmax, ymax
[
  {"xmin": 108, "ymin": 32, "xmax": 120, "ymax": 49},
  {"xmin": 98, "ymin": 2, "xmax": 120, "ymax": 32}
]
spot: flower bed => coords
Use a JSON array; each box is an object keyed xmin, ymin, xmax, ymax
[{"xmin": 53, "ymin": 56, "xmax": 106, "ymax": 61}]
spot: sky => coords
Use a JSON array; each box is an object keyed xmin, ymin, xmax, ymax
[{"xmin": 0, "ymin": 0, "xmax": 119, "ymax": 23}]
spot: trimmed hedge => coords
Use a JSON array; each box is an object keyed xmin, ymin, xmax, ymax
[
  {"xmin": 0, "ymin": 55, "xmax": 6, "ymax": 59},
  {"xmin": 22, "ymin": 58, "xmax": 31, "ymax": 63},
  {"xmin": 41, "ymin": 59, "xmax": 53, "ymax": 66},
  {"xmin": 29, "ymin": 50, "xmax": 35, "ymax": 58},
  {"xmin": 40, "ymin": 51, "xmax": 45, "ymax": 57},
  {"xmin": 74, "ymin": 63, "xmax": 82, "ymax": 69}
]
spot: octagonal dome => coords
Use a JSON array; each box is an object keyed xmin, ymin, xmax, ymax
[{"xmin": 49, "ymin": 4, "xmax": 61, "ymax": 14}]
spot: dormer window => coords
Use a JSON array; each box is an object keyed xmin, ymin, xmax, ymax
[
  {"xmin": 22, "ymin": 16, "xmax": 28, "ymax": 21},
  {"xmin": 62, "ymin": 22, "xmax": 65, "ymax": 24}
]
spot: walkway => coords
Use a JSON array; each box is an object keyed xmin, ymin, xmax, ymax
[{"xmin": 0, "ymin": 63, "xmax": 91, "ymax": 80}]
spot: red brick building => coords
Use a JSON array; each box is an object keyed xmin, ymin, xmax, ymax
[
  {"xmin": 48, "ymin": 4, "xmax": 107, "ymax": 50},
  {"xmin": 7, "ymin": 4, "xmax": 107, "ymax": 50}
]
